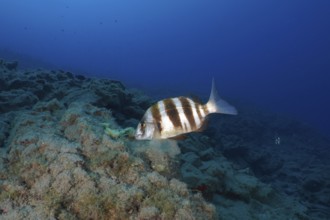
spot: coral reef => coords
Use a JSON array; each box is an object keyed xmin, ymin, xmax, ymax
[{"xmin": 0, "ymin": 59, "xmax": 328, "ymax": 219}]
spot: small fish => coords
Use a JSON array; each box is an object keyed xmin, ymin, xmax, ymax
[{"xmin": 135, "ymin": 79, "xmax": 237, "ymax": 140}]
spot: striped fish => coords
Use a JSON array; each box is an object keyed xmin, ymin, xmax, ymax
[{"xmin": 135, "ymin": 80, "xmax": 237, "ymax": 140}]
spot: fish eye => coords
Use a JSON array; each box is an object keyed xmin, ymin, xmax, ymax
[{"xmin": 141, "ymin": 122, "xmax": 146, "ymax": 128}]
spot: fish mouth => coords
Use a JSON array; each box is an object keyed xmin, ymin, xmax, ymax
[{"xmin": 134, "ymin": 132, "xmax": 142, "ymax": 140}]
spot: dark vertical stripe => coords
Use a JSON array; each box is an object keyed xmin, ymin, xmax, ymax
[
  {"xmin": 163, "ymin": 99, "xmax": 182, "ymax": 129},
  {"xmin": 195, "ymin": 102, "xmax": 203, "ymax": 123},
  {"xmin": 203, "ymin": 105, "xmax": 209, "ymax": 115},
  {"xmin": 179, "ymin": 97, "xmax": 196, "ymax": 130},
  {"xmin": 151, "ymin": 103, "xmax": 162, "ymax": 133}
]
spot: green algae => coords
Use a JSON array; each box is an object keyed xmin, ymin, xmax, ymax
[{"xmin": 102, "ymin": 123, "xmax": 135, "ymax": 140}]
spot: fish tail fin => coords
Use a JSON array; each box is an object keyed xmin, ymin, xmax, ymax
[{"xmin": 206, "ymin": 78, "xmax": 237, "ymax": 115}]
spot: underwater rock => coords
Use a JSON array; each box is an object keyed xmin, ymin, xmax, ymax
[
  {"xmin": 0, "ymin": 59, "xmax": 323, "ymax": 219},
  {"xmin": 7, "ymin": 79, "xmax": 38, "ymax": 90},
  {"xmin": 199, "ymin": 148, "xmax": 216, "ymax": 161},
  {"xmin": 178, "ymin": 130, "xmax": 310, "ymax": 219},
  {"xmin": 247, "ymin": 150, "xmax": 284, "ymax": 176},
  {"xmin": 121, "ymin": 117, "xmax": 139, "ymax": 128},
  {"xmin": 0, "ymin": 70, "xmax": 218, "ymax": 218},
  {"xmin": 35, "ymin": 70, "xmax": 57, "ymax": 83},
  {"xmin": 128, "ymin": 88, "xmax": 153, "ymax": 110},
  {"xmin": 91, "ymin": 79, "xmax": 129, "ymax": 109},
  {"xmin": 75, "ymin": 74, "xmax": 86, "ymax": 80},
  {"xmin": 0, "ymin": 94, "xmax": 217, "ymax": 219},
  {"xmin": 0, "ymin": 79, "xmax": 6, "ymax": 91},
  {"xmin": 0, "ymin": 59, "xmax": 18, "ymax": 70},
  {"xmin": 133, "ymin": 140, "xmax": 181, "ymax": 175},
  {"xmin": 0, "ymin": 119, "xmax": 10, "ymax": 148},
  {"xmin": 32, "ymin": 98, "xmax": 64, "ymax": 114},
  {"xmin": 57, "ymin": 71, "xmax": 74, "ymax": 81},
  {"xmin": 0, "ymin": 90, "xmax": 39, "ymax": 113},
  {"xmin": 122, "ymin": 105, "xmax": 145, "ymax": 119},
  {"xmin": 137, "ymin": 206, "xmax": 160, "ymax": 219},
  {"xmin": 181, "ymin": 162, "xmax": 206, "ymax": 185},
  {"xmin": 181, "ymin": 152, "xmax": 201, "ymax": 167},
  {"xmin": 303, "ymin": 178, "xmax": 325, "ymax": 193}
]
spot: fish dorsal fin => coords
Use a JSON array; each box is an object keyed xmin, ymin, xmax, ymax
[
  {"xmin": 187, "ymin": 94, "xmax": 203, "ymax": 105},
  {"xmin": 206, "ymin": 79, "xmax": 237, "ymax": 115}
]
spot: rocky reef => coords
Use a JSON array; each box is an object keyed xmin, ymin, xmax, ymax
[
  {"xmin": 211, "ymin": 106, "xmax": 330, "ymax": 219},
  {"xmin": 0, "ymin": 59, "xmax": 327, "ymax": 219}
]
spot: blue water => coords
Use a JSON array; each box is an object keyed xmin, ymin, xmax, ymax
[{"xmin": 1, "ymin": 0, "xmax": 330, "ymax": 137}]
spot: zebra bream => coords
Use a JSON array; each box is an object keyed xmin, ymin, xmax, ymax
[{"xmin": 135, "ymin": 80, "xmax": 237, "ymax": 140}]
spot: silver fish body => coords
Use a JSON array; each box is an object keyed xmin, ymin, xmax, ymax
[{"xmin": 135, "ymin": 80, "xmax": 237, "ymax": 140}]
